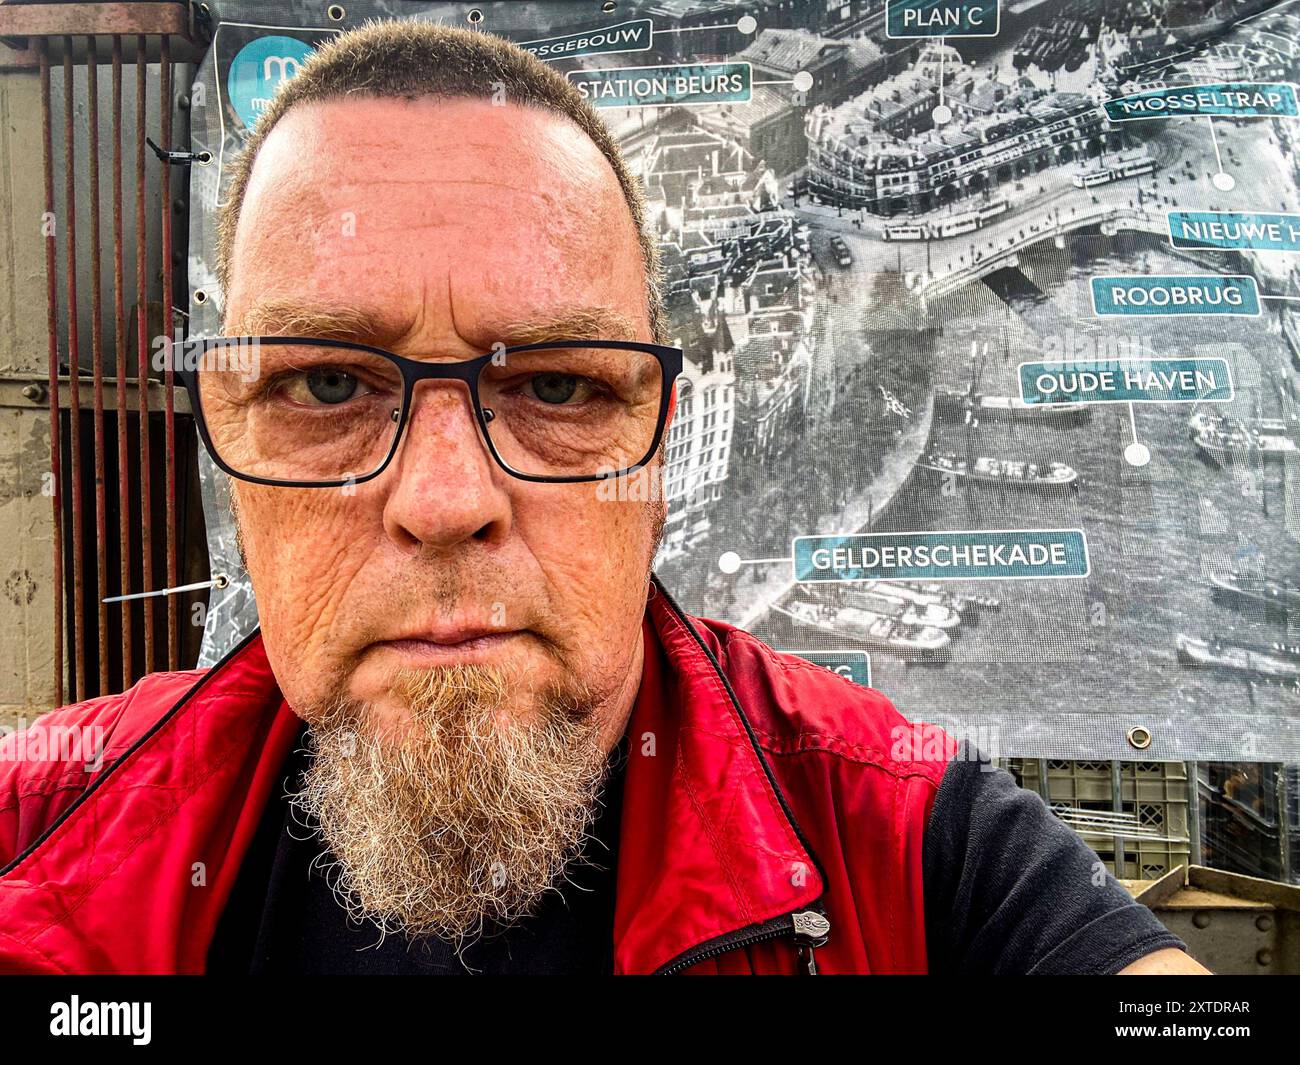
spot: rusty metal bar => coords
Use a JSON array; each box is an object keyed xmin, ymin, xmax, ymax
[
  {"xmin": 61, "ymin": 39, "xmax": 86, "ymax": 704},
  {"xmin": 0, "ymin": 3, "xmax": 195, "ymax": 41},
  {"xmin": 86, "ymin": 36, "xmax": 110, "ymax": 696},
  {"xmin": 134, "ymin": 33, "xmax": 153, "ymax": 676},
  {"xmin": 0, "ymin": 373, "xmax": 189, "ymax": 414},
  {"xmin": 38, "ymin": 41, "xmax": 64, "ymax": 709},
  {"xmin": 160, "ymin": 35, "xmax": 177, "ymax": 672},
  {"xmin": 112, "ymin": 33, "xmax": 132, "ymax": 691}
]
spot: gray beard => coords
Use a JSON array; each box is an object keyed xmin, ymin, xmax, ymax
[{"xmin": 287, "ymin": 659, "xmax": 610, "ymax": 948}]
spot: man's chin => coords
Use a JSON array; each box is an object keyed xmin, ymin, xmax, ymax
[
  {"xmin": 339, "ymin": 643, "xmax": 550, "ymax": 729},
  {"xmin": 337, "ymin": 669, "xmax": 556, "ymax": 746}
]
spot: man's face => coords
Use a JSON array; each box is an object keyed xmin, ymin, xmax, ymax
[
  {"xmin": 224, "ymin": 95, "xmax": 661, "ymax": 748},
  {"xmin": 220, "ymin": 95, "xmax": 665, "ymax": 938}
]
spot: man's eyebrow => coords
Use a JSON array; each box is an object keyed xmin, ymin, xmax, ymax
[
  {"xmin": 228, "ymin": 299, "xmax": 415, "ymax": 347},
  {"xmin": 491, "ymin": 307, "xmax": 643, "ymax": 346},
  {"xmin": 228, "ymin": 299, "xmax": 643, "ymax": 348}
]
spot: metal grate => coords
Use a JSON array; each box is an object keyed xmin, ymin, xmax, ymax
[{"xmin": 2, "ymin": 6, "xmax": 210, "ymax": 707}]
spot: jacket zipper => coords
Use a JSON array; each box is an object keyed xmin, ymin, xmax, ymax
[
  {"xmin": 647, "ymin": 576, "xmax": 835, "ymax": 976},
  {"xmin": 653, "ymin": 907, "xmax": 832, "ymax": 975},
  {"xmin": 793, "ymin": 908, "xmax": 833, "ymax": 974}
]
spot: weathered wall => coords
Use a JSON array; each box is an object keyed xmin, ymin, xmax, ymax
[{"xmin": 0, "ymin": 62, "xmax": 57, "ymax": 728}]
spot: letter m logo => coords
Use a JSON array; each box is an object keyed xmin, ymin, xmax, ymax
[{"xmin": 263, "ymin": 55, "xmax": 302, "ymax": 84}]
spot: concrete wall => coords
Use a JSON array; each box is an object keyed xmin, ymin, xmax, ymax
[{"xmin": 0, "ymin": 62, "xmax": 58, "ymax": 728}]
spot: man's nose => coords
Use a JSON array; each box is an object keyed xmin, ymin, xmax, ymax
[{"xmin": 379, "ymin": 381, "xmax": 513, "ymax": 552}]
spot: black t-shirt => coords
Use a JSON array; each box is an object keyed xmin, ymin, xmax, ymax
[
  {"xmin": 921, "ymin": 748, "xmax": 1185, "ymax": 975},
  {"xmin": 206, "ymin": 732, "xmax": 1183, "ymax": 974}
]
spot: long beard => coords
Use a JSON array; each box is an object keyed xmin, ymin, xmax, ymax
[{"xmin": 288, "ymin": 660, "xmax": 610, "ymax": 947}]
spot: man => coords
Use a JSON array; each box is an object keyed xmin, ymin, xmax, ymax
[{"xmin": 0, "ymin": 21, "xmax": 1206, "ymax": 975}]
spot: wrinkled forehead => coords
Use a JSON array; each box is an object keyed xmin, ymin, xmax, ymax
[{"xmin": 226, "ymin": 95, "xmax": 648, "ymax": 347}]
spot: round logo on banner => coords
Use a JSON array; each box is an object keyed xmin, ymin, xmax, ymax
[{"xmin": 227, "ymin": 35, "xmax": 315, "ymax": 129}]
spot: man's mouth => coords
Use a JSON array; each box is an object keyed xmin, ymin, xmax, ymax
[{"xmin": 372, "ymin": 628, "xmax": 527, "ymax": 665}]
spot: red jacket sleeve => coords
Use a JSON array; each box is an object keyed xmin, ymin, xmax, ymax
[{"xmin": 0, "ymin": 671, "xmax": 203, "ymax": 868}]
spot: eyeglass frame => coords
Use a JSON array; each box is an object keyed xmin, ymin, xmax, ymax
[{"xmin": 174, "ymin": 336, "xmax": 684, "ymax": 488}]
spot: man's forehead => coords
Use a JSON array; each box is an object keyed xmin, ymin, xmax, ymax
[
  {"xmin": 254, "ymin": 95, "xmax": 614, "ymax": 201},
  {"xmin": 237, "ymin": 96, "xmax": 632, "ymax": 257},
  {"xmin": 228, "ymin": 295, "xmax": 643, "ymax": 350},
  {"xmin": 229, "ymin": 97, "xmax": 648, "ymax": 347}
]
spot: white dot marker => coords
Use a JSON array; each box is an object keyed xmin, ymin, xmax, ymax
[
  {"xmin": 737, "ymin": 15, "xmax": 758, "ymax": 34},
  {"xmin": 932, "ymin": 104, "xmax": 953, "ymax": 126},
  {"xmin": 718, "ymin": 551, "xmax": 742, "ymax": 574},
  {"xmin": 1124, "ymin": 442, "xmax": 1150, "ymax": 467},
  {"xmin": 1211, "ymin": 171, "xmax": 1235, "ymax": 191},
  {"xmin": 792, "ymin": 71, "xmax": 814, "ymax": 93}
]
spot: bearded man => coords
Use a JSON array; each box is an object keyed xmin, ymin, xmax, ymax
[{"xmin": 0, "ymin": 20, "xmax": 1206, "ymax": 975}]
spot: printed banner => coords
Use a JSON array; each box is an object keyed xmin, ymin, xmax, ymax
[{"xmin": 190, "ymin": 1, "xmax": 1300, "ymax": 761}]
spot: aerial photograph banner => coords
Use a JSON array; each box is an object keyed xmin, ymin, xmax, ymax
[{"xmin": 188, "ymin": 0, "xmax": 1300, "ymax": 761}]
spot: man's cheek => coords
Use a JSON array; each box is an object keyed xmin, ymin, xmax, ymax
[
  {"xmin": 258, "ymin": 553, "xmax": 368, "ymax": 711},
  {"xmin": 285, "ymin": 562, "xmax": 358, "ymax": 644},
  {"xmin": 542, "ymin": 496, "xmax": 654, "ymax": 607},
  {"xmin": 568, "ymin": 485, "xmax": 650, "ymax": 549},
  {"xmin": 246, "ymin": 500, "xmax": 371, "ymax": 643}
]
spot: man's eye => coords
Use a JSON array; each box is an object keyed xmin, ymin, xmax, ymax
[
  {"xmin": 527, "ymin": 373, "xmax": 588, "ymax": 405},
  {"xmin": 282, "ymin": 368, "xmax": 372, "ymax": 405}
]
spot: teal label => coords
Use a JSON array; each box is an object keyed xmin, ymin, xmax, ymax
[
  {"xmin": 793, "ymin": 530, "xmax": 1089, "ymax": 582},
  {"xmin": 886, "ymin": 0, "xmax": 999, "ymax": 37},
  {"xmin": 567, "ymin": 62, "xmax": 751, "ymax": 107},
  {"xmin": 1019, "ymin": 358, "xmax": 1233, "ymax": 404},
  {"xmin": 227, "ymin": 35, "xmax": 316, "ymax": 129},
  {"xmin": 1169, "ymin": 212, "xmax": 1300, "ymax": 252},
  {"xmin": 1090, "ymin": 275, "xmax": 1259, "ymax": 316},
  {"xmin": 792, "ymin": 651, "xmax": 872, "ymax": 688},
  {"xmin": 1104, "ymin": 82, "xmax": 1299, "ymax": 121},
  {"xmin": 518, "ymin": 19, "xmax": 653, "ymax": 60}
]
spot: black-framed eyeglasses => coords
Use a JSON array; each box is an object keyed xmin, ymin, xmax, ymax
[{"xmin": 174, "ymin": 337, "xmax": 683, "ymax": 486}]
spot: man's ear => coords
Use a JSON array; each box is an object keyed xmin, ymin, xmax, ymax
[
  {"xmin": 228, "ymin": 483, "xmax": 250, "ymax": 575},
  {"xmin": 664, "ymin": 380, "xmax": 678, "ymax": 428}
]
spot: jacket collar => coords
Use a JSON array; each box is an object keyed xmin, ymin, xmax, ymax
[{"xmin": 0, "ymin": 576, "xmax": 822, "ymax": 974}]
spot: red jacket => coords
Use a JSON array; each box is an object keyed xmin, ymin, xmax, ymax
[{"xmin": 0, "ymin": 580, "xmax": 949, "ymax": 974}]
